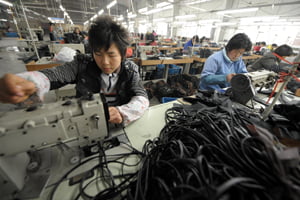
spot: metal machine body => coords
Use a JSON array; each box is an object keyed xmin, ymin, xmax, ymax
[
  {"xmin": 138, "ymin": 45, "xmax": 159, "ymax": 60},
  {"xmin": 246, "ymin": 70, "xmax": 277, "ymax": 89},
  {"xmin": 0, "ymin": 94, "xmax": 109, "ymax": 199}
]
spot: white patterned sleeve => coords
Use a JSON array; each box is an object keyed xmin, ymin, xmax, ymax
[
  {"xmin": 16, "ymin": 71, "xmax": 50, "ymax": 101},
  {"xmin": 117, "ymin": 96, "xmax": 149, "ymax": 126}
]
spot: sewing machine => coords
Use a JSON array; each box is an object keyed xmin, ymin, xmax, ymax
[
  {"xmin": 138, "ymin": 45, "xmax": 159, "ymax": 60},
  {"xmin": 0, "ymin": 94, "xmax": 110, "ymax": 199},
  {"xmin": 246, "ymin": 70, "xmax": 277, "ymax": 89},
  {"xmin": 0, "ymin": 92, "xmax": 176, "ymax": 200},
  {"xmin": 230, "ymin": 70, "xmax": 277, "ymax": 105}
]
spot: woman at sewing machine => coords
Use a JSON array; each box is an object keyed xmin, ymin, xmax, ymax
[{"xmin": 0, "ymin": 15, "xmax": 149, "ymax": 126}]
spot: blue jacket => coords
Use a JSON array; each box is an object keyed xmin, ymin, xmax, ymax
[
  {"xmin": 199, "ymin": 49, "xmax": 247, "ymax": 91},
  {"xmin": 183, "ymin": 39, "xmax": 199, "ymax": 50}
]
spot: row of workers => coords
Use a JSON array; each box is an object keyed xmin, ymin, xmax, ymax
[{"xmin": 0, "ymin": 15, "xmax": 296, "ymax": 126}]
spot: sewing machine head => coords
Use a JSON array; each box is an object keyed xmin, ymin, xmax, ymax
[{"xmin": 0, "ymin": 94, "xmax": 109, "ymax": 198}]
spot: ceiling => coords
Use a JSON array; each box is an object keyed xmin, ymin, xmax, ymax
[{"xmin": 0, "ymin": 0, "xmax": 300, "ymax": 25}]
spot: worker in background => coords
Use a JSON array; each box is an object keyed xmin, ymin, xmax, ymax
[
  {"xmin": 199, "ymin": 36, "xmax": 210, "ymax": 47},
  {"xmin": 253, "ymin": 42, "xmax": 261, "ymax": 54},
  {"xmin": 199, "ymin": 33, "xmax": 252, "ymax": 91},
  {"xmin": 259, "ymin": 41, "xmax": 269, "ymax": 55},
  {"xmin": 248, "ymin": 44, "xmax": 294, "ymax": 73},
  {"xmin": 0, "ymin": 15, "xmax": 149, "ymax": 126},
  {"xmin": 271, "ymin": 43, "xmax": 278, "ymax": 52},
  {"xmin": 183, "ymin": 35, "xmax": 200, "ymax": 53},
  {"xmin": 49, "ymin": 23, "xmax": 56, "ymax": 41},
  {"xmin": 72, "ymin": 27, "xmax": 84, "ymax": 43}
]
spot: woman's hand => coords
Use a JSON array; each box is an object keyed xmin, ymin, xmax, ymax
[
  {"xmin": 226, "ymin": 73, "xmax": 236, "ymax": 82},
  {"xmin": 0, "ymin": 73, "xmax": 36, "ymax": 104},
  {"xmin": 108, "ymin": 106, "xmax": 123, "ymax": 124}
]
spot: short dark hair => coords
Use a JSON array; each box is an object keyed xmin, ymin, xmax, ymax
[
  {"xmin": 225, "ymin": 33, "xmax": 252, "ymax": 52},
  {"xmin": 192, "ymin": 35, "xmax": 199, "ymax": 43},
  {"xmin": 274, "ymin": 44, "xmax": 293, "ymax": 57},
  {"xmin": 272, "ymin": 43, "xmax": 278, "ymax": 47},
  {"xmin": 88, "ymin": 15, "xmax": 129, "ymax": 60}
]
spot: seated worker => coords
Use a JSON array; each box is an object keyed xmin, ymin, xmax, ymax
[
  {"xmin": 72, "ymin": 27, "xmax": 84, "ymax": 43},
  {"xmin": 183, "ymin": 35, "xmax": 200, "ymax": 53},
  {"xmin": 0, "ymin": 15, "xmax": 149, "ymax": 126},
  {"xmin": 252, "ymin": 42, "xmax": 261, "ymax": 54},
  {"xmin": 199, "ymin": 33, "xmax": 252, "ymax": 91},
  {"xmin": 259, "ymin": 41, "xmax": 269, "ymax": 55},
  {"xmin": 248, "ymin": 44, "xmax": 294, "ymax": 73}
]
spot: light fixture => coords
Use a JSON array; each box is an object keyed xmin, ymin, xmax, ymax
[
  {"xmin": 138, "ymin": 7, "xmax": 148, "ymax": 13},
  {"xmin": 59, "ymin": 5, "xmax": 65, "ymax": 12},
  {"xmin": 107, "ymin": 0, "xmax": 117, "ymax": 9},
  {"xmin": 98, "ymin": 9, "xmax": 104, "ymax": 15},
  {"xmin": 0, "ymin": 0, "xmax": 12, "ymax": 7},
  {"xmin": 186, "ymin": 0, "xmax": 211, "ymax": 5},
  {"xmin": 128, "ymin": 12, "xmax": 137, "ymax": 19},
  {"xmin": 143, "ymin": 5, "xmax": 173, "ymax": 15},
  {"xmin": 217, "ymin": 7, "xmax": 258, "ymax": 15},
  {"xmin": 156, "ymin": 2, "xmax": 170, "ymax": 8}
]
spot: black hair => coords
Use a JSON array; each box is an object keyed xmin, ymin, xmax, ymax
[
  {"xmin": 200, "ymin": 36, "xmax": 206, "ymax": 43},
  {"xmin": 274, "ymin": 44, "xmax": 293, "ymax": 57},
  {"xmin": 88, "ymin": 15, "xmax": 129, "ymax": 60},
  {"xmin": 261, "ymin": 41, "xmax": 266, "ymax": 46},
  {"xmin": 225, "ymin": 33, "xmax": 252, "ymax": 52},
  {"xmin": 192, "ymin": 35, "xmax": 199, "ymax": 43}
]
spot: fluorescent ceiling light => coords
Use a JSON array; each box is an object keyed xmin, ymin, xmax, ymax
[
  {"xmin": 107, "ymin": 0, "xmax": 117, "ymax": 9},
  {"xmin": 186, "ymin": 0, "xmax": 211, "ymax": 5},
  {"xmin": 175, "ymin": 14, "xmax": 196, "ymax": 19},
  {"xmin": 217, "ymin": 7, "xmax": 258, "ymax": 15},
  {"xmin": 190, "ymin": 7, "xmax": 206, "ymax": 11},
  {"xmin": 168, "ymin": 0, "xmax": 174, "ymax": 2},
  {"xmin": 156, "ymin": 2, "xmax": 170, "ymax": 8},
  {"xmin": 144, "ymin": 5, "xmax": 173, "ymax": 15},
  {"xmin": 128, "ymin": 13, "xmax": 137, "ymax": 18},
  {"xmin": 138, "ymin": 7, "xmax": 148, "ymax": 13},
  {"xmin": 84, "ymin": 20, "xmax": 89, "ymax": 25},
  {"xmin": 0, "ymin": 0, "xmax": 13, "ymax": 7},
  {"xmin": 91, "ymin": 14, "xmax": 97, "ymax": 21},
  {"xmin": 59, "ymin": 5, "xmax": 65, "ymax": 12},
  {"xmin": 98, "ymin": 9, "xmax": 104, "ymax": 15},
  {"xmin": 0, "ymin": 19, "xmax": 7, "ymax": 21}
]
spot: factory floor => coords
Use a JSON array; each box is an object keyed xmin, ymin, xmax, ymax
[{"xmin": 0, "ymin": 37, "xmax": 160, "ymax": 111}]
